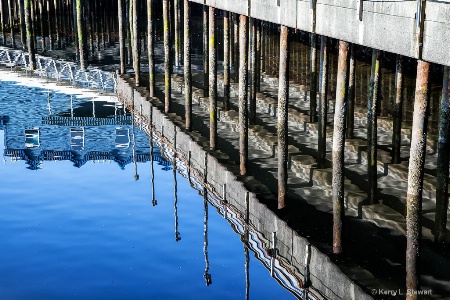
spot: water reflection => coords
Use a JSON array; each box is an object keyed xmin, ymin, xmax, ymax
[{"xmin": 0, "ymin": 75, "xmax": 308, "ymax": 299}]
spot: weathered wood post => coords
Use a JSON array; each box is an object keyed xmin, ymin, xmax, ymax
[
  {"xmin": 392, "ymin": 55, "xmax": 404, "ymax": 164},
  {"xmin": 76, "ymin": 0, "xmax": 86, "ymax": 70},
  {"xmin": 209, "ymin": 6, "xmax": 217, "ymax": 151},
  {"xmin": 277, "ymin": 25, "xmax": 289, "ymax": 210},
  {"xmin": 118, "ymin": 0, "xmax": 126, "ymax": 74},
  {"xmin": 203, "ymin": 5, "xmax": 209, "ymax": 97},
  {"xmin": 309, "ymin": 33, "xmax": 317, "ymax": 122},
  {"xmin": 406, "ymin": 60, "xmax": 430, "ymax": 300},
  {"xmin": 223, "ymin": 11, "xmax": 230, "ymax": 111},
  {"xmin": 367, "ymin": 49, "xmax": 381, "ymax": 204},
  {"xmin": 256, "ymin": 20, "xmax": 261, "ymax": 93},
  {"xmin": 318, "ymin": 35, "xmax": 328, "ymax": 168},
  {"xmin": 332, "ymin": 41, "xmax": 349, "ymax": 254},
  {"xmin": 239, "ymin": 15, "xmax": 248, "ymax": 176},
  {"xmin": 174, "ymin": 0, "xmax": 181, "ymax": 68},
  {"xmin": 131, "ymin": 0, "xmax": 140, "ymax": 86},
  {"xmin": 249, "ymin": 17, "xmax": 257, "ymax": 125},
  {"xmin": 47, "ymin": 0, "xmax": 54, "ymax": 50},
  {"xmin": 184, "ymin": 0, "xmax": 192, "ymax": 131},
  {"xmin": 435, "ymin": 65, "xmax": 450, "ymax": 244},
  {"xmin": 38, "ymin": 0, "xmax": 46, "ymax": 50},
  {"xmin": 233, "ymin": 13, "xmax": 239, "ymax": 83},
  {"xmin": 148, "ymin": 0, "xmax": 155, "ymax": 95},
  {"xmin": 163, "ymin": 0, "xmax": 171, "ymax": 113},
  {"xmin": 346, "ymin": 44, "xmax": 355, "ymax": 139},
  {"xmin": 24, "ymin": 0, "xmax": 35, "ymax": 70}
]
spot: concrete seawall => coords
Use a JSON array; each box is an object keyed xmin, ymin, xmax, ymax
[{"xmin": 116, "ymin": 75, "xmax": 373, "ymax": 300}]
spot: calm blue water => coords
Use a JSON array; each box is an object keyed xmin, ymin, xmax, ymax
[{"xmin": 0, "ymin": 76, "xmax": 296, "ymax": 299}]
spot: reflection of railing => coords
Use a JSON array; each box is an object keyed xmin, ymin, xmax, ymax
[
  {"xmin": 131, "ymin": 110, "xmax": 322, "ymax": 300},
  {"xmin": 0, "ymin": 47, "xmax": 116, "ymax": 91}
]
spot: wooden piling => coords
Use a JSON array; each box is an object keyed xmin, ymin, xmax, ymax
[
  {"xmin": 174, "ymin": 0, "xmax": 181, "ymax": 67},
  {"xmin": 406, "ymin": 60, "xmax": 430, "ymax": 300},
  {"xmin": 309, "ymin": 33, "xmax": 317, "ymax": 122},
  {"xmin": 0, "ymin": 1, "xmax": 5, "ymax": 45},
  {"xmin": 346, "ymin": 44, "xmax": 355, "ymax": 139},
  {"xmin": 238, "ymin": 15, "xmax": 248, "ymax": 176},
  {"xmin": 318, "ymin": 36, "xmax": 328, "ymax": 168},
  {"xmin": 435, "ymin": 65, "xmax": 450, "ymax": 244},
  {"xmin": 118, "ymin": 0, "xmax": 126, "ymax": 74},
  {"xmin": 223, "ymin": 11, "xmax": 230, "ymax": 111},
  {"xmin": 184, "ymin": 0, "xmax": 192, "ymax": 131},
  {"xmin": 249, "ymin": 17, "xmax": 256, "ymax": 125},
  {"xmin": 148, "ymin": 0, "xmax": 155, "ymax": 95},
  {"xmin": 203, "ymin": 5, "xmax": 209, "ymax": 97},
  {"xmin": 233, "ymin": 13, "xmax": 239, "ymax": 83},
  {"xmin": 277, "ymin": 25, "xmax": 289, "ymax": 210},
  {"xmin": 163, "ymin": 0, "xmax": 171, "ymax": 113},
  {"xmin": 332, "ymin": 41, "xmax": 349, "ymax": 254},
  {"xmin": 367, "ymin": 49, "xmax": 381, "ymax": 204},
  {"xmin": 392, "ymin": 55, "xmax": 404, "ymax": 164},
  {"xmin": 209, "ymin": 6, "xmax": 217, "ymax": 151},
  {"xmin": 131, "ymin": 0, "xmax": 140, "ymax": 86}
]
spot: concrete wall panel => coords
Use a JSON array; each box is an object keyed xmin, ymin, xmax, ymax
[
  {"xmin": 422, "ymin": 2, "xmax": 450, "ymax": 66},
  {"xmin": 250, "ymin": 0, "xmax": 297, "ymax": 28},
  {"xmin": 296, "ymin": 0, "xmax": 313, "ymax": 32},
  {"xmin": 206, "ymin": 0, "xmax": 249, "ymax": 16}
]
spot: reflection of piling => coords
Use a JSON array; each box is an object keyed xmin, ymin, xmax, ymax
[
  {"xmin": 8, "ymin": 0, "xmax": 15, "ymax": 48},
  {"xmin": 38, "ymin": 0, "xmax": 46, "ymax": 51},
  {"xmin": 346, "ymin": 44, "xmax": 355, "ymax": 139},
  {"xmin": 223, "ymin": 11, "xmax": 230, "ymax": 111},
  {"xmin": 332, "ymin": 41, "xmax": 349, "ymax": 255},
  {"xmin": 392, "ymin": 55, "xmax": 403, "ymax": 164},
  {"xmin": 118, "ymin": 0, "xmax": 126, "ymax": 74},
  {"xmin": 309, "ymin": 33, "xmax": 317, "ymax": 122},
  {"xmin": 317, "ymin": 36, "xmax": 328, "ymax": 168},
  {"xmin": 184, "ymin": 0, "xmax": 192, "ymax": 131},
  {"xmin": 25, "ymin": 0, "xmax": 35, "ymax": 70},
  {"xmin": 435, "ymin": 66, "xmax": 450, "ymax": 244},
  {"xmin": 209, "ymin": 6, "xmax": 217, "ymax": 151},
  {"xmin": 0, "ymin": 2, "xmax": 5, "ymax": 45},
  {"xmin": 203, "ymin": 6, "xmax": 209, "ymax": 97},
  {"xmin": 406, "ymin": 60, "xmax": 430, "ymax": 300},
  {"xmin": 76, "ymin": 0, "xmax": 86, "ymax": 70},
  {"xmin": 277, "ymin": 25, "xmax": 289, "ymax": 210},
  {"xmin": 367, "ymin": 49, "xmax": 381, "ymax": 204},
  {"xmin": 163, "ymin": 0, "xmax": 171, "ymax": 113},
  {"xmin": 18, "ymin": 0, "xmax": 26, "ymax": 50},
  {"xmin": 238, "ymin": 15, "xmax": 249, "ymax": 176},
  {"xmin": 148, "ymin": 0, "xmax": 155, "ymax": 95}
]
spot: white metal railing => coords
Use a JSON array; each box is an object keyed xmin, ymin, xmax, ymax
[{"xmin": 0, "ymin": 47, "xmax": 117, "ymax": 91}]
